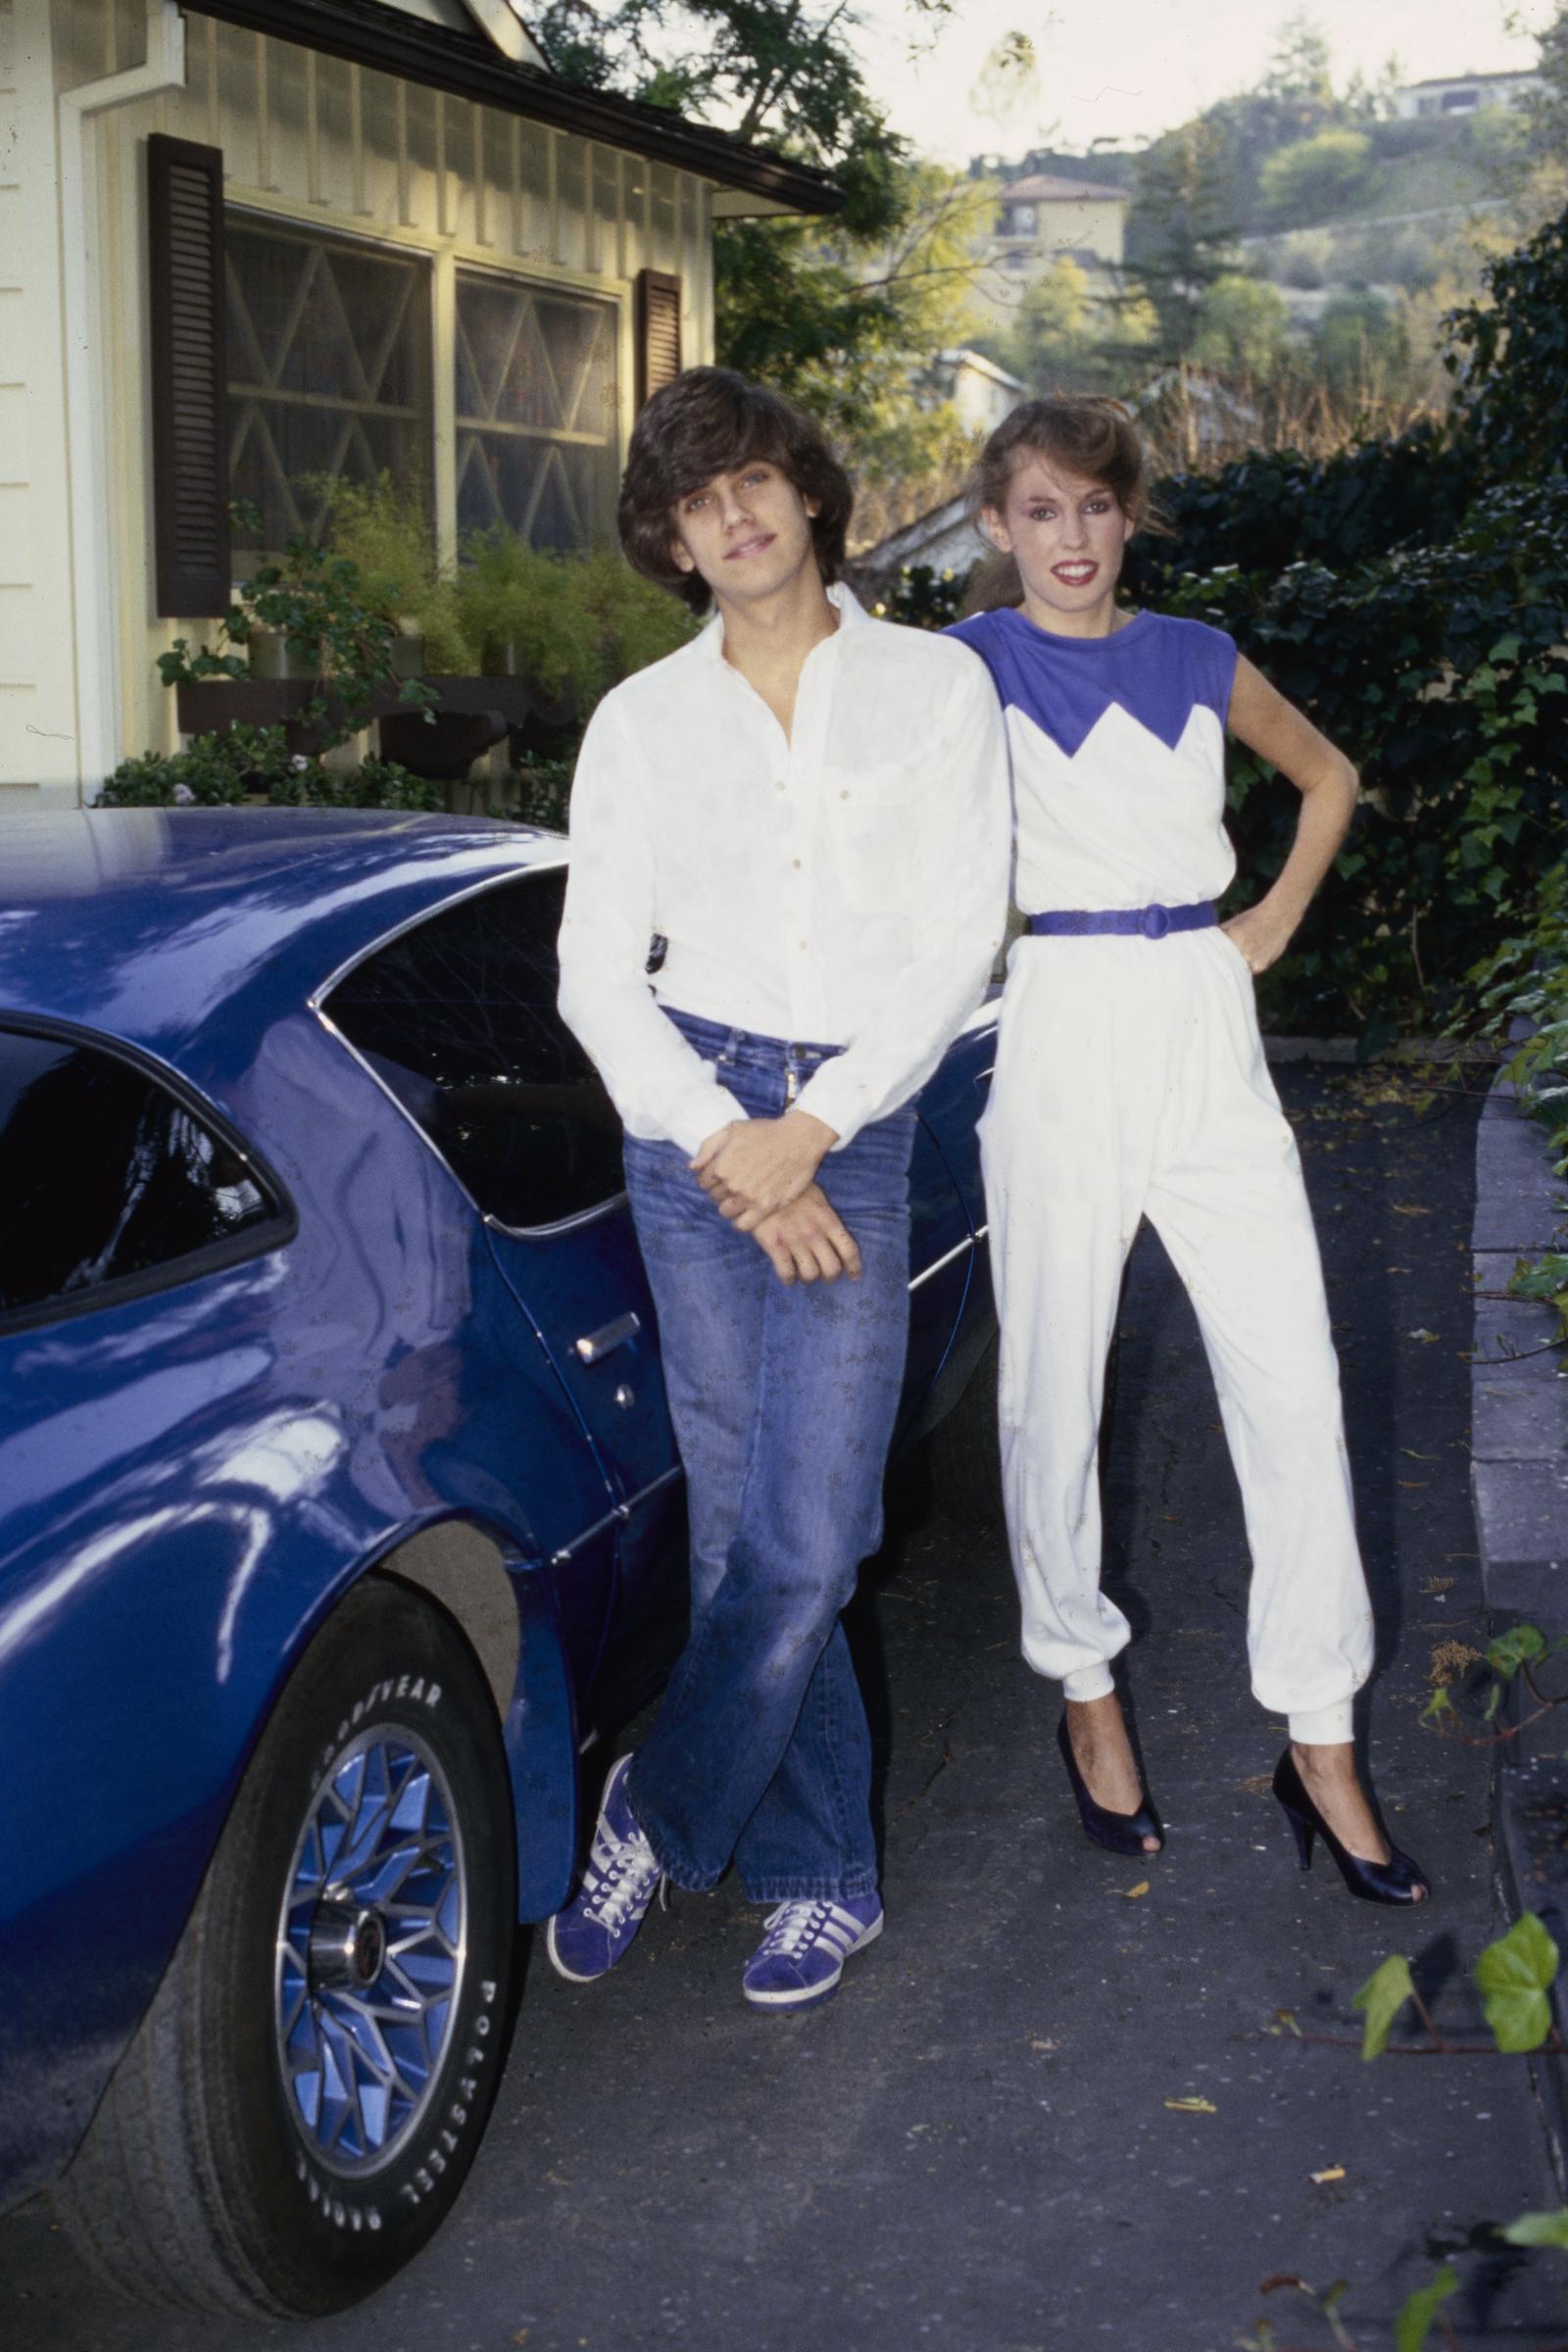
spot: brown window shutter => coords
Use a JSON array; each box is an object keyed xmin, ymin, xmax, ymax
[
  {"xmin": 147, "ymin": 134, "xmax": 231, "ymax": 615},
  {"xmin": 635, "ymin": 270, "xmax": 682, "ymax": 411}
]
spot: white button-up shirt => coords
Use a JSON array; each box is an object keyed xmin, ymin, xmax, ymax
[{"xmin": 558, "ymin": 583, "xmax": 1010, "ymax": 1155}]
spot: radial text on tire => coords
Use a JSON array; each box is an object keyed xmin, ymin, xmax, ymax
[{"xmin": 52, "ymin": 1575, "xmax": 518, "ymax": 2319}]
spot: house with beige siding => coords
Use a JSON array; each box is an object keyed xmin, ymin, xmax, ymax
[
  {"xmin": 0, "ymin": 0, "xmax": 835, "ymax": 808},
  {"xmin": 968, "ymin": 170, "xmax": 1129, "ymax": 331}
]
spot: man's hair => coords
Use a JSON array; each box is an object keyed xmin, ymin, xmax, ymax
[{"xmin": 618, "ymin": 368, "xmax": 855, "ymax": 614}]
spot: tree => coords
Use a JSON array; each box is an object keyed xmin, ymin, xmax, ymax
[
  {"xmin": 1446, "ymin": 201, "xmax": 1568, "ymax": 480},
  {"xmin": 1190, "ymin": 273, "xmax": 1292, "ymax": 379},
  {"xmin": 1513, "ymin": 2, "xmax": 1568, "ymax": 215},
  {"xmin": 991, "ymin": 257, "xmax": 1157, "ymax": 394},
  {"xmin": 539, "ymin": 2, "xmax": 985, "ymax": 481},
  {"xmin": 1171, "ymin": 13, "xmax": 1351, "ymax": 226},
  {"xmin": 720, "ymin": 160, "xmax": 994, "ymax": 474},
  {"xmin": 1123, "ymin": 119, "xmax": 1241, "ymax": 358},
  {"xmin": 996, "ymin": 256, "xmax": 1090, "ymax": 383},
  {"xmin": 1313, "ymin": 291, "xmax": 1410, "ymax": 404},
  {"xmin": 536, "ymin": 0, "xmax": 927, "ymax": 233},
  {"xmin": 1258, "ymin": 127, "xmax": 1373, "ymax": 222},
  {"xmin": 1255, "ymin": 11, "xmax": 1337, "ymax": 142}
]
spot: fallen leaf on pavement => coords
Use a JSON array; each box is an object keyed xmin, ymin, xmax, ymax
[
  {"xmin": 1311, "ymin": 2166, "xmax": 1347, "ymax": 2185},
  {"xmin": 1116, "ymin": 1881, "xmax": 1151, "ymax": 1898},
  {"xmin": 1030, "ymin": 2037, "xmax": 1057, "ymax": 2051},
  {"xmin": 1406, "ymin": 1328, "xmax": 1440, "ymax": 1343},
  {"xmin": 1393, "ymin": 1203, "xmax": 1432, "ymax": 1216},
  {"xmin": 1164, "ymin": 2096, "xmax": 1217, "ymax": 2114}
]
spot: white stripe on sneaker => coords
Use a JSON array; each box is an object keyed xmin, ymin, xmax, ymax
[{"xmin": 741, "ymin": 1898, "xmax": 884, "ymax": 2010}]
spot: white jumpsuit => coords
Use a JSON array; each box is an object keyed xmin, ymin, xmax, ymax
[{"xmin": 949, "ymin": 606, "xmax": 1374, "ymax": 1744}]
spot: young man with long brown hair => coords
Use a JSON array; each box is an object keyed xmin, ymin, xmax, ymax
[{"xmin": 550, "ymin": 368, "xmax": 1009, "ymax": 2008}]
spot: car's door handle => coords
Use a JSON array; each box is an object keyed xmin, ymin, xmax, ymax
[{"xmin": 574, "ymin": 1311, "xmax": 642, "ymax": 1365}]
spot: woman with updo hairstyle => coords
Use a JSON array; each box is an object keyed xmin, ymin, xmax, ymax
[{"xmin": 948, "ymin": 394, "xmax": 1429, "ymax": 1906}]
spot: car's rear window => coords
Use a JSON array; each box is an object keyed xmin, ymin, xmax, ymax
[
  {"xmin": 0, "ymin": 1025, "xmax": 285, "ymax": 1327},
  {"xmin": 322, "ymin": 866, "xmax": 624, "ymax": 1232}
]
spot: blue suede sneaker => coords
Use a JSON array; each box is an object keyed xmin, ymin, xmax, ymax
[
  {"xmin": 546, "ymin": 1756, "xmax": 664, "ymax": 1984},
  {"xmin": 741, "ymin": 1893, "xmax": 884, "ymax": 2010}
]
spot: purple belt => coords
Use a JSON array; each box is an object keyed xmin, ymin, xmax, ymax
[{"xmin": 1026, "ymin": 901, "xmax": 1216, "ymax": 940}]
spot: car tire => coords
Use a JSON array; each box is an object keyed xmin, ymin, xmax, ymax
[{"xmin": 53, "ymin": 1576, "xmax": 517, "ymax": 2320}]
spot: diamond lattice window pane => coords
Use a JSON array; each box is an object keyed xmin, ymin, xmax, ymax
[
  {"xmin": 454, "ymin": 271, "xmax": 617, "ymax": 550},
  {"xmin": 226, "ymin": 219, "xmax": 432, "ymax": 563}
]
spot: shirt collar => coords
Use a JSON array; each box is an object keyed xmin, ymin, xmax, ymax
[{"xmin": 695, "ymin": 577, "xmax": 866, "ymax": 662}]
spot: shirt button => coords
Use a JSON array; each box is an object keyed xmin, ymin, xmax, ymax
[
  {"xmin": 840, "ymin": 789, "xmax": 850, "ymax": 799},
  {"xmin": 792, "ymin": 858, "xmax": 802, "ymax": 869},
  {"xmin": 775, "ymin": 781, "xmax": 787, "ymax": 793}
]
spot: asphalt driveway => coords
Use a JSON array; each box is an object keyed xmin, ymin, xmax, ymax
[{"xmin": 4, "ymin": 1061, "xmax": 1563, "ymax": 2352}]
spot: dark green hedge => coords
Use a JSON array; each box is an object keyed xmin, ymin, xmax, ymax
[{"xmin": 1159, "ymin": 479, "xmax": 1568, "ymax": 1040}]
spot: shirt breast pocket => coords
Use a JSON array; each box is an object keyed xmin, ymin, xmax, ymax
[{"xmin": 826, "ymin": 764, "xmax": 930, "ymax": 912}]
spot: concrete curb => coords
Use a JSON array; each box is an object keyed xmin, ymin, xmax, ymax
[
  {"xmin": 1262, "ymin": 1034, "xmax": 1499, "ymax": 1065},
  {"xmin": 1470, "ymin": 1034, "xmax": 1568, "ymax": 2186}
]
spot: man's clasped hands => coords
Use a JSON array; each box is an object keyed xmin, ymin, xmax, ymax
[{"xmin": 690, "ymin": 1112, "xmax": 860, "ymax": 1286}]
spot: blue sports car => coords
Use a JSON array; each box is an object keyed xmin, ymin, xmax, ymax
[{"xmin": 0, "ymin": 809, "xmax": 999, "ymax": 2320}]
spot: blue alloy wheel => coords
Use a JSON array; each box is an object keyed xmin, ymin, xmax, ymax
[
  {"xmin": 276, "ymin": 1729, "xmax": 467, "ymax": 2177},
  {"xmin": 53, "ymin": 1578, "xmax": 516, "ymax": 2320}
]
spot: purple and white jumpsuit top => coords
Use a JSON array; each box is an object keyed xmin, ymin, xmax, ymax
[{"xmin": 949, "ymin": 605, "xmax": 1375, "ymax": 1746}]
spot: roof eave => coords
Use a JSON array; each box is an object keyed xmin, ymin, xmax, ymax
[{"xmin": 187, "ymin": 0, "xmax": 843, "ymax": 216}]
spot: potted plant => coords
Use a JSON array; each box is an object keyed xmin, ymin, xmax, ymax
[
  {"xmin": 310, "ymin": 474, "xmax": 476, "ymax": 677},
  {"xmin": 158, "ymin": 501, "xmax": 438, "ymax": 754}
]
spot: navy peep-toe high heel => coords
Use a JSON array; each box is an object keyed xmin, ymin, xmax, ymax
[
  {"xmin": 1272, "ymin": 1747, "xmax": 1430, "ymax": 1905},
  {"xmin": 1056, "ymin": 1712, "xmax": 1163, "ymax": 1858}
]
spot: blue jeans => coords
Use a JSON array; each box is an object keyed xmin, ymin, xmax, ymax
[{"xmin": 622, "ymin": 1007, "xmax": 915, "ymax": 1902}]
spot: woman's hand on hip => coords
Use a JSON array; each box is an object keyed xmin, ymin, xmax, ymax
[{"xmin": 1221, "ymin": 900, "xmax": 1298, "ymax": 974}]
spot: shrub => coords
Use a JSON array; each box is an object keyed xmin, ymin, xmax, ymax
[
  {"xmin": 452, "ymin": 532, "xmax": 698, "ymax": 715},
  {"xmin": 871, "ymin": 564, "xmax": 969, "ymax": 631},
  {"xmin": 1258, "ymin": 128, "xmax": 1374, "ymax": 223},
  {"xmin": 1446, "ymin": 206, "xmax": 1568, "ymax": 484},
  {"xmin": 97, "ymin": 729, "xmax": 443, "ymax": 811},
  {"xmin": 1314, "ymin": 291, "xmax": 1412, "ymax": 405},
  {"xmin": 1154, "ymin": 477, "xmax": 1568, "ymax": 1036},
  {"xmin": 313, "ymin": 475, "xmax": 478, "ymax": 675},
  {"xmin": 1122, "ymin": 418, "xmax": 1477, "ymax": 587},
  {"xmin": 1190, "ymin": 274, "xmax": 1294, "ymax": 380},
  {"xmin": 99, "ymin": 725, "xmax": 300, "ymax": 807}
]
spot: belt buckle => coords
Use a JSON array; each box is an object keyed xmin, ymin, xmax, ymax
[{"xmin": 1141, "ymin": 905, "xmax": 1170, "ymax": 940}]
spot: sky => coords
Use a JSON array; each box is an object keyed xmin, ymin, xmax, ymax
[{"xmin": 853, "ymin": 0, "xmax": 1553, "ymax": 164}]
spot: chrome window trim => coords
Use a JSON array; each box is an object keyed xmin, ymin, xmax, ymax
[
  {"xmin": 548, "ymin": 1463, "xmax": 683, "ymax": 1566},
  {"xmin": 310, "ymin": 855, "xmax": 632, "ymax": 1241},
  {"xmin": 306, "ymin": 854, "xmax": 566, "ymax": 1014},
  {"xmin": 907, "ymin": 1233, "xmax": 974, "ymax": 1294}
]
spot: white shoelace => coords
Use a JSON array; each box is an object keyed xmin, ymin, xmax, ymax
[
  {"xmin": 582, "ymin": 1824, "xmax": 662, "ymax": 1931},
  {"xmin": 759, "ymin": 1899, "xmax": 852, "ymax": 1957}
]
